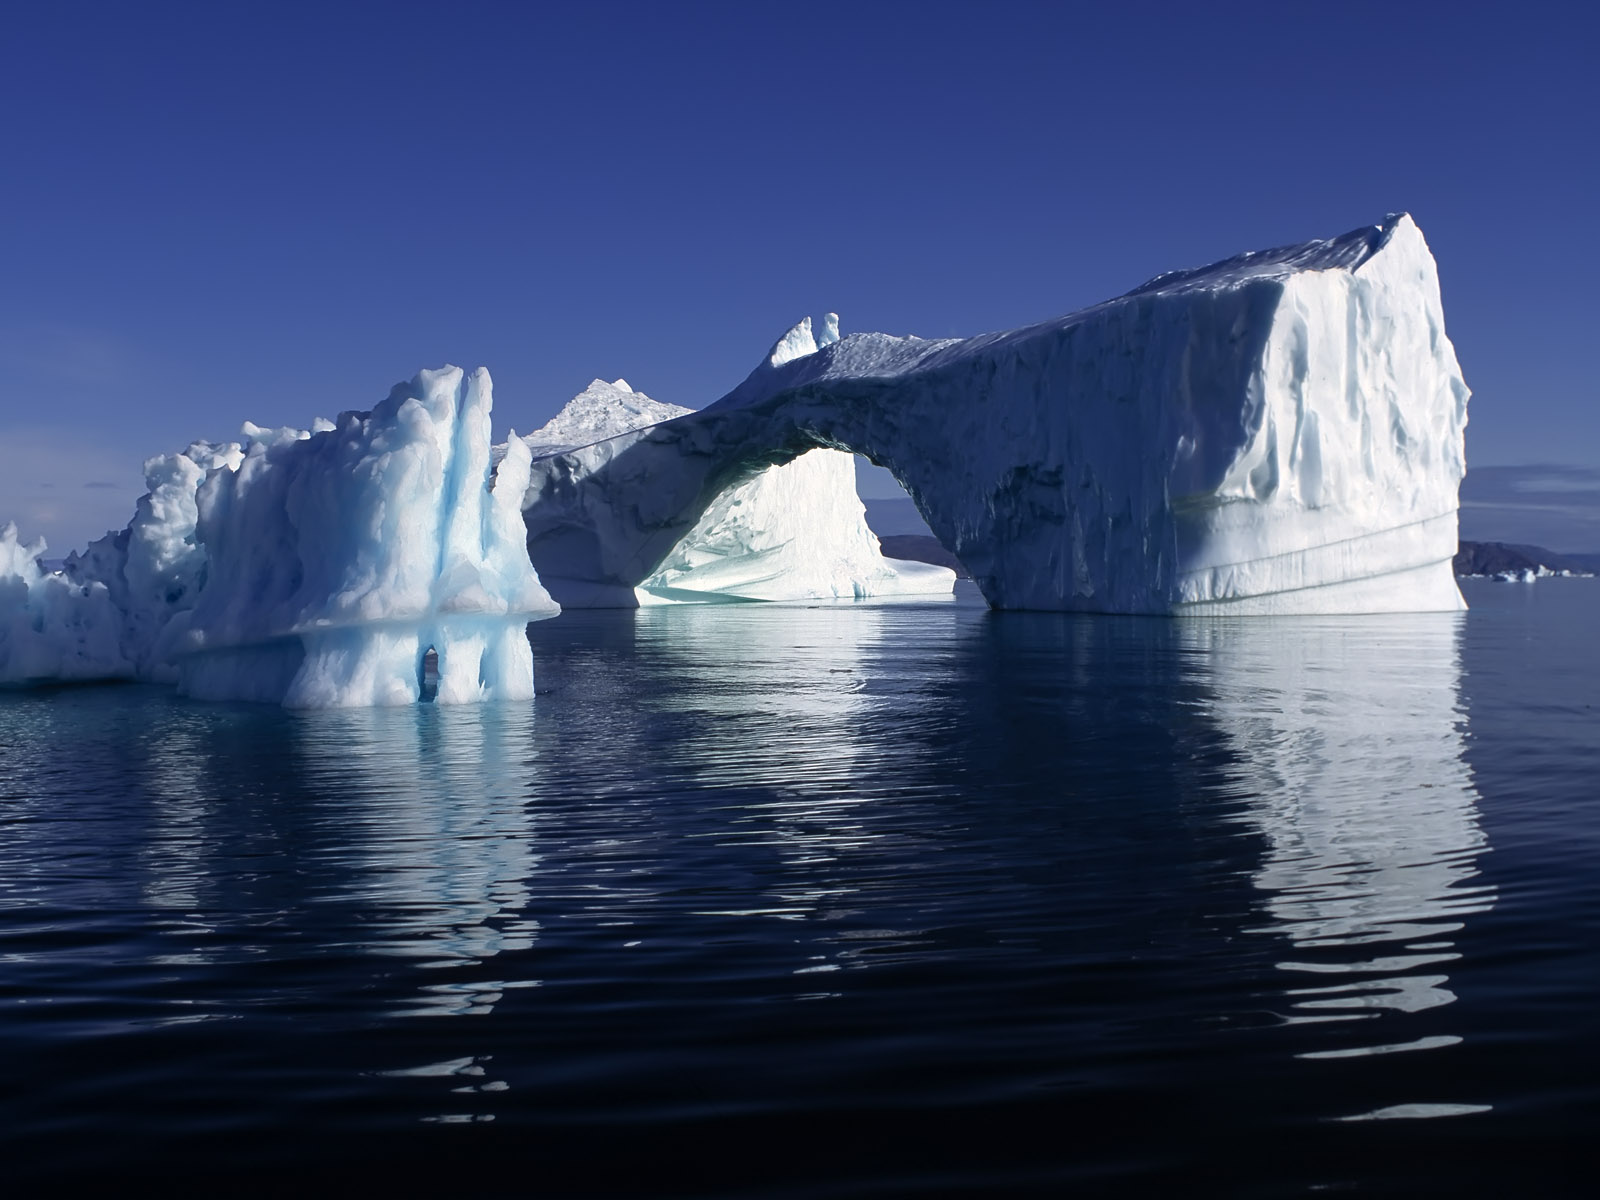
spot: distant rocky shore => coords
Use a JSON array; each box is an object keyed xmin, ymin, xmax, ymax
[
  {"xmin": 879, "ymin": 536, "xmax": 1599, "ymax": 585},
  {"xmin": 1454, "ymin": 541, "xmax": 1599, "ymax": 580},
  {"xmin": 878, "ymin": 535, "xmax": 970, "ymax": 579}
]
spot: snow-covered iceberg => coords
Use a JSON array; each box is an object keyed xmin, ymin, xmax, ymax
[
  {"xmin": 519, "ymin": 369, "xmax": 954, "ymax": 606},
  {"xmin": 519, "ymin": 214, "xmax": 1468, "ymax": 613},
  {"xmin": 177, "ymin": 366, "xmax": 558, "ymax": 707}
]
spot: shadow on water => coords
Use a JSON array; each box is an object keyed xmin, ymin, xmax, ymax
[{"xmin": 0, "ymin": 591, "xmax": 1585, "ymax": 1194}]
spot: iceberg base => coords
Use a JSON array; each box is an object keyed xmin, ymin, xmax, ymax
[
  {"xmin": 1172, "ymin": 560, "xmax": 1464, "ymax": 616},
  {"xmin": 178, "ymin": 617, "xmax": 541, "ymax": 709}
]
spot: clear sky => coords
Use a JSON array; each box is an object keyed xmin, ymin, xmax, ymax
[{"xmin": 3, "ymin": 0, "xmax": 1596, "ymax": 552}]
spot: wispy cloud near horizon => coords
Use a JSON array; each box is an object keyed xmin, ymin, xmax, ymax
[
  {"xmin": 0, "ymin": 428, "xmax": 144, "ymax": 555},
  {"xmin": 1459, "ymin": 464, "xmax": 1600, "ymax": 552}
]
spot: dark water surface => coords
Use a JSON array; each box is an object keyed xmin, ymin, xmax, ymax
[{"xmin": 2, "ymin": 580, "xmax": 1595, "ymax": 1194}]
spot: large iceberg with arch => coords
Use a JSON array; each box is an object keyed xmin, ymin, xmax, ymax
[
  {"xmin": 520, "ymin": 213, "xmax": 1469, "ymax": 614},
  {"xmin": 517, "ymin": 373, "xmax": 954, "ymax": 606}
]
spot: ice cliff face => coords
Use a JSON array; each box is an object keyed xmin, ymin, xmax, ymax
[
  {"xmin": 520, "ymin": 374, "xmax": 954, "ymax": 606},
  {"xmin": 177, "ymin": 366, "xmax": 558, "ymax": 707},
  {"xmin": 519, "ymin": 214, "xmax": 1468, "ymax": 613}
]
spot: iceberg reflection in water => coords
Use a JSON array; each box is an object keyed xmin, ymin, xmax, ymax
[
  {"xmin": 1182, "ymin": 614, "xmax": 1496, "ymax": 1082},
  {"xmin": 7, "ymin": 580, "xmax": 1595, "ymax": 1196},
  {"xmin": 287, "ymin": 703, "xmax": 543, "ymax": 1019}
]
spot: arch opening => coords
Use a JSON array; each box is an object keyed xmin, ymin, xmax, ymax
[
  {"xmin": 626, "ymin": 445, "xmax": 962, "ymax": 606},
  {"xmin": 851, "ymin": 454, "xmax": 968, "ymax": 581},
  {"xmin": 521, "ymin": 401, "xmax": 971, "ymax": 608}
]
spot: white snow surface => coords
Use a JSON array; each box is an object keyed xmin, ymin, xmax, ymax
[
  {"xmin": 519, "ymin": 214, "xmax": 1469, "ymax": 613},
  {"xmin": 177, "ymin": 366, "xmax": 558, "ymax": 707},
  {"xmin": 522, "ymin": 378, "xmax": 690, "ymax": 457},
  {"xmin": 519, "ymin": 373, "xmax": 955, "ymax": 606}
]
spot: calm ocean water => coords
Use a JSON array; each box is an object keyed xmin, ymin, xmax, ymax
[{"xmin": 2, "ymin": 579, "xmax": 1595, "ymax": 1194}]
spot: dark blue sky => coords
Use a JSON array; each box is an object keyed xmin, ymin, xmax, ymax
[{"xmin": 4, "ymin": 1, "xmax": 1596, "ymax": 551}]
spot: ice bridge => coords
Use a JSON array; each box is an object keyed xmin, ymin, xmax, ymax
[{"xmin": 522, "ymin": 213, "xmax": 1470, "ymax": 615}]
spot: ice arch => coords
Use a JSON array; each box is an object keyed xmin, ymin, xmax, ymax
[
  {"xmin": 523, "ymin": 214, "xmax": 1469, "ymax": 614},
  {"xmin": 516, "ymin": 373, "xmax": 952, "ymax": 606}
]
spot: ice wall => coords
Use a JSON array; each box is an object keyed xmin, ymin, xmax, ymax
[
  {"xmin": 520, "ymin": 373, "xmax": 954, "ymax": 606},
  {"xmin": 177, "ymin": 366, "xmax": 558, "ymax": 707},
  {"xmin": 519, "ymin": 214, "xmax": 1468, "ymax": 614}
]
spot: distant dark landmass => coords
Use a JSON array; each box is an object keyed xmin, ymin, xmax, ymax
[
  {"xmin": 862, "ymin": 497, "xmax": 935, "ymax": 538},
  {"xmin": 1455, "ymin": 541, "xmax": 1600, "ymax": 578},
  {"xmin": 878, "ymin": 535, "xmax": 969, "ymax": 578},
  {"xmin": 867, "ymin": 493, "xmax": 1600, "ymax": 584},
  {"xmin": 880, "ymin": 535, "xmax": 1599, "ymax": 584}
]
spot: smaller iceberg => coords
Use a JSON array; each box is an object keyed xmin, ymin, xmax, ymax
[
  {"xmin": 177, "ymin": 366, "xmax": 558, "ymax": 707},
  {"xmin": 1, "ymin": 522, "xmax": 131, "ymax": 686},
  {"xmin": 65, "ymin": 439, "xmax": 246, "ymax": 682}
]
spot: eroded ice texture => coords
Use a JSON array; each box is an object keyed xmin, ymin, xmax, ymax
[
  {"xmin": 520, "ymin": 214, "xmax": 1468, "ymax": 614},
  {"xmin": 0, "ymin": 522, "xmax": 131, "ymax": 685},
  {"xmin": 518, "ymin": 370, "xmax": 954, "ymax": 606},
  {"xmin": 178, "ymin": 366, "xmax": 558, "ymax": 707},
  {"xmin": 64, "ymin": 440, "xmax": 247, "ymax": 682}
]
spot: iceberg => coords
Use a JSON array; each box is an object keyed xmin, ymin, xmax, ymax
[
  {"xmin": 518, "ymin": 214, "xmax": 1468, "ymax": 614},
  {"xmin": 1, "ymin": 522, "xmax": 131, "ymax": 685},
  {"xmin": 519, "ymin": 368, "xmax": 955, "ymax": 606},
  {"xmin": 65, "ymin": 440, "xmax": 246, "ymax": 682},
  {"xmin": 176, "ymin": 366, "xmax": 558, "ymax": 707},
  {"xmin": 4, "ymin": 210, "xmax": 1472, "ymax": 694}
]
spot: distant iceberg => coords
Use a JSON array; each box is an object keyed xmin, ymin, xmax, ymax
[
  {"xmin": 519, "ymin": 214, "xmax": 1469, "ymax": 614},
  {"xmin": 518, "ymin": 368, "xmax": 955, "ymax": 606}
]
